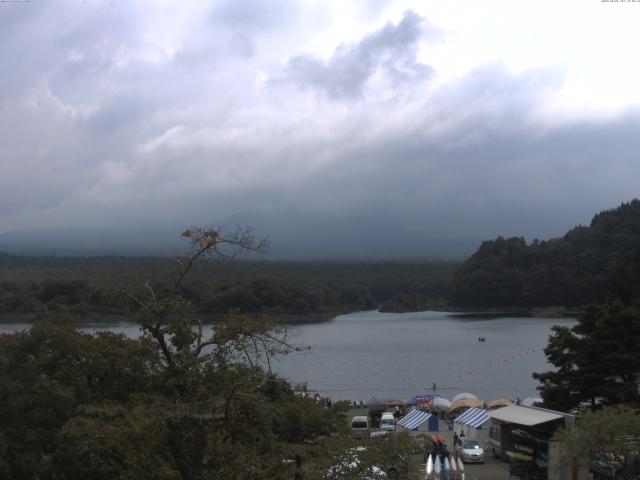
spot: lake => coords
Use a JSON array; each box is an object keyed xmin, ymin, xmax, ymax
[
  {"xmin": 273, "ymin": 310, "xmax": 575, "ymax": 403},
  {"xmin": 0, "ymin": 310, "xmax": 575, "ymax": 403}
]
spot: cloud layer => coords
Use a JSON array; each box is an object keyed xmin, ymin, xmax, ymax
[{"xmin": 1, "ymin": 0, "xmax": 639, "ymax": 253}]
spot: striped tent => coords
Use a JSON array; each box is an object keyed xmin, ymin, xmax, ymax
[
  {"xmin": 454, "ymin": 407, "xmax": 490, "ymax": 429},
  {"xmin": 397, "ymin": 409, "xmax": 433, "ymax": 431}
]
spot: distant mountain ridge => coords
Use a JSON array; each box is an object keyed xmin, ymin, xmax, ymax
[
  {"xmin": 0, "ymin": 210, "xmax": 482, "ymax": 259},
  {"xmin": 449, "ymin": 199, "xmax": 640, "ymax": 308},
  {"xmin": 0, "ymin": 227, "xmax": 186, "ymax": 257}
]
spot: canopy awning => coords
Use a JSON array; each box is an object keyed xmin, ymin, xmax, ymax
[
  {"xmin": 366, "ymin": 396, "xmax": 390, "ymax": 407},
  {"xmin": 488, "ymin": 399, "xmax": 513, "ymax": 409},
  {"xmin": 450, "ymin": 398, "xmax": 484, "ymax": 411},
  {"xmin": 488, "ymin": 405, "xmax": 563, "ymax": 426},
  {"xmin": 454, "ymin": 407, "xmax": 490, "ymax": 429},
  {"xmin": 521, "ymin": 397, "xmax": 543, "ymax": 407},
  {"xmin": 405, "ymin": 393, "xmax": 439, "ymax": 406},
  {"xmin": 432, "ymin": 397, "xmax": 452, "ymax": 410},
  {"xmin": 451, "ymin": 392, "xmax": 478, "ymax": 402},
  {"xmin": 398, "ymin": 409, "xmax": 433, "ymax": 431}
]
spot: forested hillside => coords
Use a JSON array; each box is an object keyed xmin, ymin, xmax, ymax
[
  {"xmin": 449, "ymin": 199, "xmax": 640, "ymax": 308},
  {"xmin": 0, "ymin": 254, "xmax": 457, "ymax": 321}
]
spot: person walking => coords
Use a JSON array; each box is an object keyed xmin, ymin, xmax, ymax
[{"xmin": 453, "ymin": 431, "xmax": 459, "ymax": 447}]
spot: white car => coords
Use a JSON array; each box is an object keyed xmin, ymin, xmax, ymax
[
  {"xmin": 380, "ymin": 412, "xmax": 396, "ymax": 432},
  {"xmin": 455, "ymin": 438, "xmax": 485, "ymax": 464}
]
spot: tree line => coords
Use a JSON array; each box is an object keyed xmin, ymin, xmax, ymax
[
  {"xmin": 0, "ymin": 253, "xmax": 457, "ymax": 321},
  {"xmin": 449, "ymin": 199, "xmax": 640, "ymax": 308}
]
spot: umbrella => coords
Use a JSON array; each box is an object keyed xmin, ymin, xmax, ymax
[
  {"xmin": 450, "ymin": 398, "xmax": 484, "ymax": 411},
  {"xmin": 366, "ymin": 396, "xmax": 389, "ymax": 407},
  {"xmin": 451, "ymin": 392, "xmax": 478, "ymax": 402},
  {"xmin": 432, "ymin": 397, "xmax": 452, "ymax": 411},
  {"xmin": 405, "ymin": 393, "xmax": 439, "ymax": 406},
  {"xmin": 521, "ymin": 397, "xmax": 543, "ymax": 407},
  {"xmin": 488, "ymin": 399, "xmax": 513, "ymax": 409}
]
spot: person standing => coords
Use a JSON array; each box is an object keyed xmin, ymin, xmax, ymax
[
  {"xmin": 453, "ymin": 431, "xmax": 459, "ymax": 447},
  {"xmin": 432, "ymin": 382, "xmax": 437, "ymax": 391}
]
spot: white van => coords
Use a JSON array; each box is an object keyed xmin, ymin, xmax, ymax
[
  {"xmin": 351, "ymin": 416, "xmax": 370, "ymax": 439},
  {"xmin": 380, "ymin": 412, "xmax": 396, "ymax": 432}
]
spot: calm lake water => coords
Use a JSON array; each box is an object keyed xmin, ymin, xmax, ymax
[{"xmin": 0, "ymin": 310, "xmax": 575, "ymax": 403}]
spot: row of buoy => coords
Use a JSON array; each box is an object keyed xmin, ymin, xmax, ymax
[
  {"xmin": 289, "ymin": 346, "xmax": 544, "ymax": 396},
  {"xmin": 425, "ymin": 453, "xmax": 464, "ymax": 478},
  {"xmin": 454, "ymin": 347, "xmax": 540, "ymax": 380}
]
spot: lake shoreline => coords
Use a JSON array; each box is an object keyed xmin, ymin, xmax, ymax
[{"xmin": 0, "ymin": 305, "xmax": 580, "ymax": 326}]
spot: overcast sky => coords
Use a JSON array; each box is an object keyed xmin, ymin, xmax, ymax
[{"xmin": 2, "ymin": 0, "xmax": 640, "ymax": 244}]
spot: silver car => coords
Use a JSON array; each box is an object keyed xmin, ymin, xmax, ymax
[{"xmin": 455, "ymin": 438, "xmax": 485, "ymax": 464}]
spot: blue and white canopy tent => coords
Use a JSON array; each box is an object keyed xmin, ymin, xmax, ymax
[
  {"xmin": 453, "ymin": 407, "xmax": 490, "ymax": 438},
  {"xmin": 397, "ymin": 409, "xmax": 438, "ymax": 432}
]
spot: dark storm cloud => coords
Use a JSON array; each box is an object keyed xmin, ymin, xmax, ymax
[
  {"xmin": 268, "ymin": 63, "xmax": 640, "ymax": 239},
  {"xmin": 282, "ymin": 10, "xmax": 437, "ymax": 99},
  {"xmin": 0, "ymin": 1, "xmax": 639, "ymax": 253}
]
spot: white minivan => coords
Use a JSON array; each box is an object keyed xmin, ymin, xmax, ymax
[
  {"xmin": 351, "ymin": 416, "xmax": 370, "ymax": 439},
  {"xmin": 380, "ymin": 412, "xmax": 396, "ymax": 432}
]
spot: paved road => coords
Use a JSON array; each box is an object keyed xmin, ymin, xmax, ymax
[{"xmin": 423, "ymin": 429, "xmax": 511, "ymax": 480}]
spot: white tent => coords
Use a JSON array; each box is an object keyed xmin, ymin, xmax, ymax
[
  {"xmin": 521, "ymin": 397, "xmax": 543, "ymax": 407},
  {"xmin": 432, "ymin": 397, "xmax": 452, "ymax": 411},
  {"xmin": 451, "ymin": 392, "xmax": 478, "ymax": 402}
]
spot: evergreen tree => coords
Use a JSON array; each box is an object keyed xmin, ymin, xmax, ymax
[{"xmin": 534, "ymin": 302, "xmax": 640, "ymax": 411}]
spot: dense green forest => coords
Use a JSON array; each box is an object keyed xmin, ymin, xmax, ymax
[
  {"xmin": 0, "ymin": 253, "xmax": 457, "ymax": 322},
  {"xmin": 449, "ymin": 199, "xmax": 640, "ymax": 308}
]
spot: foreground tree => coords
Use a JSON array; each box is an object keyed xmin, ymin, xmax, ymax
[
  {"xmin": 0, "ymin": 226, "xmax": 349, "ymax": 479},
  {"xmin": 533, "ymin": 301, "xmax": 640, "ymax": 411},
  {"xmin": 0, "ymin": 322, "xmax": 161, "ymax": 479},
  {"xmin": 555, "ymin": 406, "xmax": 640, "ymax": 480}
]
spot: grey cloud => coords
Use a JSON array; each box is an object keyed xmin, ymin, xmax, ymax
[
  {"xmin": 211, "ymin": 0, "xmax": 296, "ymax": 32},
  {"xmin": 1, "ymin": 1, "xmax": 639, "ymax": 258},
  {"xmin": 84, "ymin": 94, "xmax": 154, "ymax": 134},
  {"xmin": 282, "ymin": 10, "xmax": 436, "ymax": 99},
  {"xmin": 266, "ymin": 65, "xmax": 640, "ymax": 240},
  {"xmin": 195, "ymin": 0, "xmax": 303, "ymax": 62}
]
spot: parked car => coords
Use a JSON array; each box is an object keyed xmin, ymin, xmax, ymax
[
  {"xmin": 351, "ymin": 416, "xmax": 371, "ymax": 439},
  {"xmin": 380, "ymin": 412, "xmax": 396, "ymax": 432},
  {"xmin": 455, "ymin": 438, "xmax": 485, "ymax": 463}
]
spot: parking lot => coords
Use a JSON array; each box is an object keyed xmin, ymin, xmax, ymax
[
  {"xmin": 416, "ymin": 429, "xmax": 511, "ymax": 480},
  {"xmin": 348, "ymin": 408, "xmax": 513, "ymax": 479}
]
